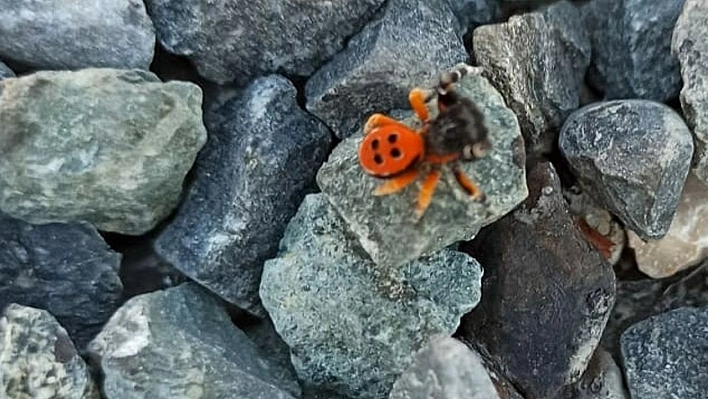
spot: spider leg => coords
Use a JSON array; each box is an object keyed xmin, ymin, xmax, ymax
[
  {"xmin": 437, "ymin": 65, "xmax": 482, "ymax": 112},
  {"xmin": 415, "ymin": 168, "xmax": 442, "ymax": 220},
  {"xmin": 364, "ymin": 113, "xmax": 413, "ymax": 135},
  {"xmin": 452, "ymin": 163, "xmax": 486, "ymax": 202},
  {"xmin": 373, "ymin": 168, "xmax": 419, "ymax": 196},
  {"xmin": 408, "ymin": 88, "xmax": 434, "ymax": 123}
]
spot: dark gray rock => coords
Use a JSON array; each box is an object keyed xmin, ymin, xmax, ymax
[
  {"xmin": 0, "ymin": 211, "xmax": 122, "ymax": 349},
  {"xmin": 0, "ymin": 0, "xmax": 154, "ymax": 70},
  {"xmin": 553, "ymin": 348, "xmax": 629, "ymax": 399},
  {"xmin": 388, "ymin": 338, "xmax": 500, "ymax": 399},
  {"xmin": 672, "ymin": 0, "xmax": 708, "ymax": 185},
  {"xmin": 145, "ymin": 0, "xmax": 384, "ymax": 84},
  {"xmin": 155, "ymin": 75, "xmax": 330, "ymax": 316},
  {"xmin": 582, "ymin": 0, "xmax": 684, "ymax": 101},
  {"xmin": 621, "ymin": 307, "xmax": 708, "ymax": 399},
  {"xmin": 88, "ymin": 283, "xmax": 300, "ymax": 399},
  {"xmin": 316, "ymin": 65, "xmax": 526, "ymax": 268},
  {"xmin": 559, "ymin": 100, "xmax": 694, "ymax": 240},
  {"xmin": 305, "ymin": 0, "xmax": 467, "ymax": 139},
  {"xmin": 0, "ymin": 304, "xmax": 99, "ymax": 399},
  {"xmin": 260, "ymin": 194, "xmax": 483, "ymax": 399},
  {"xmin": 0, "ymin": 61, "xmax": 13, "ymax": 80},
  {"xmin": 473, "ymin": 0, "xmax": 591, "ymax": 154},
  {"xmin": 446, "ymin": 0, "xmax": 500, "ymax": 33},
  {"xmin": 460, "ymin": 162, "xmax": 616, "ymax": 399},
  {"xmin": 0, "ymin": 68, "xmax": 207, "ymax": 235}
]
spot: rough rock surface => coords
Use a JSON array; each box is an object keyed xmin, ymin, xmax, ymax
[
  {"xmin": 628, "ymin": 172, "xmax": 708, "ymax": 278},
  {"xmin": 553, "ymin": 348, "xmax": 629, "ymax": 399},
  {"xmin": 88, "ymin": 283, "xmax": 300, "ymax": 399},
  {"xmin": 446, "ymin": 0, "xmax": 499, "ymax": 33},
  {"xmin": 388, "ymin": 338, "xmax": 499, "ymax": 399},
  {"xmin": 306, "ymin": 0, "xmax": 467, "ymax": 139},
  {"xmin": 473, "ymin": 0, "xmax": 591, "ymax": 154},
  {"xmin": 145, "ymin": 0, "xmax": 384, "ymax": 84},
  {"xmin": 0, "ymin": 0, "xmax": 155, "ymax": 70},
  {"xmin": 260, "ymin": 194, "xmax": 483, "ymax": 399},
  {"xmin": 0, "ymin": 61, "xmax": 13, "ymax": 80},
  {"xmin": 621, "ymin": 307, "xmax": 708, "ymax": 399},
  {"xmin": 0, "ymin": 69, "xmax": 207, "ymax": 235},
  {"xmin": 0, "ymin": 211, "xmax": 123, "ymax": 348},
  {"xmin": 672, "ymin": 0, "xmax": 708, "ymax": 185},
  {"xmin": 582, "ymin": 0, "xmax": 684, "ymax": 101},
  {"xmin": 0, "ymin": 304, "xmax": 99, "ymax": 399},
  {"xmin": 317, "ymin": 66, "xmax": 527, "ymax": 268},
  {"xmin": 461, "ymin": 162, "xmax": 616, "ymax": 399},
  {"xmin": 559, "ymin": 100, "xmax": 694, "ymax": 240},
  {"xmin": 155, "ymin": 75, "xmax": 331, "ymax": 316}
]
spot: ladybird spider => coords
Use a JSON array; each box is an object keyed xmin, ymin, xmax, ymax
[{"xmin": 358, "ymin": 65, "xmax": 492, "ymax": 219}]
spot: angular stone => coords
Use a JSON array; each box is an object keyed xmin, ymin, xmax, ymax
[
  {"xmin": 628, "ymin": 173, "xmax": 708, "ymax": 278},
  {"xmin": 0, "ymin": 61, "xmax": 13, "ymax": 80},
  {"xmin": 553, "ymin": 348, "xmax": 629, "ymax": 399},
  {"xmin": 388, "ymin": 338, "xmax": 499, "ymax": 399},
  {"xmin": 0, "ymin": 304, "xmax": 99, "ymax": 399},
  {"xmin": 460, "ymin": 162, "xmax": 616, "ymax": 399},
  {"xmin": 145, "ymin": 0, "xmax": 383, "ymax": 84},
  {"xmin": 0, "ymin": 0, "xmax": 154, "ymax": 70},
  {"xmin": 0, "ymin": 211, "xmax": 123, "ymax": 348},
  {"xmin": 473, "ymin": 0, "xmax": 591, "ymax": 154},
  {"xmin": 559, "ymin": 100, "xmax": 694, "ymax": 240},
  {"xmin": 446, "ymin": 0, "xmax": 500, "ymax": 33},
  {"xmin": 305, "ymin": 0, "xmax": 467, "ymax": 139},
  {"xmin": 155, "ymin": 75, "xmax": 331, "ymax": 316},
  {"xmin": 621, "ymin": 307, "xmax": 708, "ymax": 399},
  {"xmin": 317, "ymin": 66, "xmax": 526, "ymax": 268},
  {"xmin": 260, "ymin": 194, "xmax": 483, "ymax": 399},
  {"xmin": 672, "ymin": 0, "xmax": 708, "ymax": 185},
  {"xmin": 582, "ymin": 0, "xmax": 684, "ymax": 101},
  {"xmin": 88, "ymin": 283, "xmax": 299, "ymax": 399},
  {"xmin": 0, "ymin": 69, "xmax": 207, "ymax": 235}
]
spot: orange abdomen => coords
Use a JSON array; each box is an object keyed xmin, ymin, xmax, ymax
[{"xmin": 358, "ymin": 125, "xmax": 424, "ymax": 177}]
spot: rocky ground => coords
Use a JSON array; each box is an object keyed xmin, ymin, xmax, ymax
[{"xmin": 1, "ymin": 0, "xmax": 707, "ymax": 398}]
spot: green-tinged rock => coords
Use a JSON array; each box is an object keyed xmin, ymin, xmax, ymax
[
  {"xmin": 0, "ymin": 304, "xmax": 99, "ymax": 399},
  {"xmin": 0, "ymin": 68, "xmax": 207, "ymax": 235},
  {"xmin": 260, "ymin": 193, "xmax": 483, "ymax": 399},
  {"xmin": 316, "ymin": 64, "xmax": 527, "ymax": 268}
]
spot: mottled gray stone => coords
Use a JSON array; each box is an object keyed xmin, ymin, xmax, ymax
[
  {"xmin": 559, "ymin": 100, "xmax": 694, "ymax": 240},
  {"xmin": 88, "ymin": 283, "xmax": 300, "ymax": 399},
  {"xmin": 621, "ymin": 307, "xmax": 708, "ymax": 399},
  {"xmin": 582, "ymin": 0, "xmax": 684, "ymax": 101},
  {"xmin": 145, "ymin": 0, "xmax": 384, "ymax": 84},
  {"xmin": 388, "ymin": 338, "xmax": 499, "ymax": 399},
  {"xmin": 316, "ymin": 66, "xmax": 526, "ymax": 268},
  {"xmin": 155, "ymin": 75, "xmax": 331, "ymax": 316},
  {"xmin": 0, "ymin": 304, "xmax": 99, "ymax": 399},
  {"xmin": 0, "ymin": 0, "xmax": 154, "ymax": 70},
  {"xmin": 305, "ymin": 0, "xmax": 467, "ymax": 139},
  {"xmin": 260, "ymin": 194, "xmax": 483, "ymax": 399},
  {"xmin": 672, "ymin": 0, "xmax": 708, "ymax": 186},
  {"xmin": 0, "ymin": 69, "xmax": 207, "ymax": 235},
  {"xmin": 461, "ymin": 162, "xmax": 616, "ymax": 399},
  {"xmin": 0, "ymin": 211, "xmax": 122, "ymax": 349},
  {"xmin": 553, "ymin": 348, "xmax": 629, "ymax": 399},
  {"xmin": 0, "ymin": 61, "xmax": 13, "ymax": 80},
  {"xmin": 446, "ymin": 0, "xmax": 500, "ymax": 32},
  {"xmin": 474, "ymin": 0, "xmax": 591, "ymax": 154}
]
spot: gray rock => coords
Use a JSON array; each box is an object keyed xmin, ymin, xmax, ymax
[
  {"xmin": 0, "ymin": 0, "xmax": 154, "ymax": 70},
  {"xmin": 582, "ymin": 0, "xmax": 684, "ymax": 101},
  {"xmin": 446, "ymin": 0, "xmax": 500, "ymax": 33},
  {"xmin": 0, "ymin": 61, "xmax": 13, "ymax": 80},
  {"xmin": 0, "ymin": 69, "xmax": 207, "ymax": 235},
  {"xmin": 155, "ymin": 75, "xmax": 330, "ymax": 316},
  {"xmin": 316, "ymin": 66, "xmax": 527, "ymax": 268},
  {"xmin": 145, "ymin": 0, "xmax": 384, "ymax": 84},
  {"xmin": 559, "ymin": 100, "xmax": 694, "ymax": 240},
  {"xmin": 621, "ymin": 307, "xmax": 708, "ymax": 399},
  {"xmin": 0, "ymin": 211, "xmax": 122, "ymax": 349},
  {"xmin": 460, "ymin": 162, "xmax": 616, "ymax": 399},
  {"xmin": 0, "ymin": 304, "xmax": 99, "ymax": 399},
  {"xmin": 672, "ymin": 0, "xmax": 708, "ymax": 185},
  {"xmin": 473, "ymin": 0, "xmax": 591, "ymax": 154},
  {"xmin": 553, "ymin": 348, "xmax": 629, "ymax": 399},
  {"xmin": 388, "ymin": 338, "xmax": 500, "ymax": 399},
  {"xmin": 260, "ymin": 194, "xmax": 483, "ymax": 399},
  {"xmin": 88, "ymin": 283, "xmax": 300, "ymax": 399},
  {"xmin": 305, "ymin": 0, "xmax": 467, "ymax": 139}
]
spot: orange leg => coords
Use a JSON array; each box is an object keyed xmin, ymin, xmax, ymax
[
  {"xmin": 373, "ymin": 168, "xmax": 419, "ymax": 196},
  {"xmin": 364, "ymin": 113, "xmax": 414, "ymax": 135},
  {"xmin": 408, "ymin": 88, "xmax": 432, "ymax": 123},
  {"xmin": 452, "ymin": 164, "xmax": 485, "ymax": 201},
  {"xmin": 415, "ymin": 168, "xmax": 442, "ymax": 219}
]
